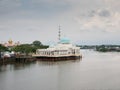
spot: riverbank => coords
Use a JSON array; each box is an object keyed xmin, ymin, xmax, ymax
[
  {"xmin": 0, "ymin": 54, "xmax": 82, "ymax": 64},
  {"xmin": 79, "ymin": 45, "xmax": 120, "ymax": 52},
  {"xmin": 96, "ymin": 45, "xmax": 120, "ymax": 52},
  {"xmin": 0, "ymin": 55, "xmax": 36, "ymax": 65}
]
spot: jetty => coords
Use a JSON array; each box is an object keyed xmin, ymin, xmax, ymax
[
  {"xmin": 0, "ymin": 54, "xmax": 36, "ymax": 64},
  {"xmin": 15, "ymin": 55, "xmax": 36, "ymax": 63}
]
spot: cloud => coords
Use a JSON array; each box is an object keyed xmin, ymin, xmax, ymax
[
  {"xmin": 104, "ymin": 0, "xmax": 120, "ymax": 12},
  {"xmin": 0, "ymin": 0, "xmax": 21, "ymax": 9},
  {"xmin": 0, "ymin": 0, "xmax": 22, "ymax": 17},
  {"xmin": 0, "ymin": 0, "xmax": 72, "ymax": 19},
  {"xmin": 75, "ymin": 8, "xmax": 120, "ymax": 33},
  {"xmin": 98, "ymin": 9, "xmax": 111, "ymax": 17},
  {"xmin": 0, "ymin": 0, "xmax": 120, "ymax": 44}
]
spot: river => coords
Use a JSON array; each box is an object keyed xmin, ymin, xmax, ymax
[{"xmin": 0, "ymin": 50, "xmax": 120, "ymax": 90}]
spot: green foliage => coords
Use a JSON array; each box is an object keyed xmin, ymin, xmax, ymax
[
  {"xmin": 0, "ymin": 44, "xmax": 8, "ymax": 51},
  {"xmin": 11, "ymin": 41, "xmax": 49, "ymax": 54},
  {"xmin": 95, "ymin": 45, "xmax": 120, "ymax": 52},
  {"xmin": 96, "ymin": 45, "xmax": 107, "ymax": 52},
  {"xmin": 12, "ymin": 44, "xmax": 34, "ymax": 54},
  {"xmin": 0, "ymin": 40, "xmax": 49, "ymax": 54},
  {"xmin": 32, "ymin": 40, "xmax": 42, "ymax": 46}
]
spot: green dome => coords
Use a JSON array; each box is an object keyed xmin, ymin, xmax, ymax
[{"xmin": 60, "ymin": 37, "xmax": 70, "ymax": 44}]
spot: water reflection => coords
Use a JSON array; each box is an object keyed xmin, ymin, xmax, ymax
[
  {"xmin": 0, "ymin": 59, "xmax": 81, "ymax": 72},
  {"xmin": 0, "ymin": 62, "xmax": 37, "ymax": 72},
  {"xmin": 37, "ymin": 59, "xmax": 81, "ymax": 66},
  {"xmin": 0, "ymin": 50, "xmax": 120, "ymax": 90}
]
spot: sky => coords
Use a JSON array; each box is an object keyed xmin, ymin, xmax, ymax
[{"xmin": 0, "ymin": 0, "xmax": 120, "ymax": 45}]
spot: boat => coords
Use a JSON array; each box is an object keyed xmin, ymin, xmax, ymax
[{"xmin": 32, "ymin": 27, "xmax": 82, "ymax": 61}]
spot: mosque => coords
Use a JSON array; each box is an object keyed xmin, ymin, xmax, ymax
[
  {"xmin": 1, "ymin": 39, "xmax": 20, "ymax": 48},
  {"xmin": 32, "ymin": 27, "xmax": 82, "ymax": 60}
]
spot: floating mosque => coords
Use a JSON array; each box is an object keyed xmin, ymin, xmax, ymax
[{"xmin": 33, "ymin": 26, "xmax": 82, "ymax": 60}]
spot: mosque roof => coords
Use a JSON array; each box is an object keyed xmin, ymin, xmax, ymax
[{"xmin": 60, "ymin": 37, "xmax": 70, "ymax": 44}]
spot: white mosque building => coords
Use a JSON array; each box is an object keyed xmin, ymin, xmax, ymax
[{"xmin": 33, "ymin": 27, "xmax": 82, "ymax": 60}]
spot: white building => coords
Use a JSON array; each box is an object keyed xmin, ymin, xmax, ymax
[{"xmin": 33, "ymin": 37, "xmax": 82, "ymax": 60}]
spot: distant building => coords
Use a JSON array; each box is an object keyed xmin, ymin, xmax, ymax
[{"xmin": 1, "ymin": 39, "xmax": 20, "ymax": 48}]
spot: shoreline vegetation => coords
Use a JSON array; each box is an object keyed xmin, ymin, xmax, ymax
[
  {"xmin": 0, "ymin": 40, "xmax": 48, "ymax": 64},
  {"xmin": 0, "ymin": 40, "xmax": 120, "ymax": 64},
  {"xmin": 79, "ymin": 45, "xmax": 120, "ymax": 52},
  {"xmin": 0, "ymin": 40, "xmax": 48, "ymax": 54}
]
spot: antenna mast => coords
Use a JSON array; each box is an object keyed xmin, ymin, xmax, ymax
[{"xmin": 58, "ymin": 25, "xmax": 61, "ymax": 43}]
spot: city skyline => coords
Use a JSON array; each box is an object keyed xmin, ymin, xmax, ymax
[{"xmin": 0, "ymin": 0, "xmax": 120, "ymax": 45}]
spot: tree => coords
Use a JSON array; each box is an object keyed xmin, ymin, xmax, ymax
[
  {"xmin": 11, "ymin": 41, "xmax": 49, "ymax": 54},
  {"xmin": 32, "ymin": 40, "xmax": 42, "ymax": 46},
  {"xmin": 0, "ymin": 44, "xmax": 8, "ymax": 58},
  {"xmin": 11, "ymin": 44, "xmax": 34, "ymax": 54},
  {"xmin": 0, "ymin": 44, "xmax": 8, "ymax": 51}
]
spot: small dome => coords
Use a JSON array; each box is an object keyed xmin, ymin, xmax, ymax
[
  {"xmin": 8, "ymin": 39, "xmax": 13, "ymax": 44},
  {"xmin": 60, "ymin": 37, "xmax": 70, "ymax": 44}
]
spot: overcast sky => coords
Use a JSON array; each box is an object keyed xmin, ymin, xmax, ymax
[{"xmin": 0, "ymin": 0, "xmax": 120, "ymax": 45}]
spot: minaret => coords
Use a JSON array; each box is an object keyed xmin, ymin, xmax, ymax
[{"xmin": 58, "ymin": 25, "xmax": 61, "ymax": 43}]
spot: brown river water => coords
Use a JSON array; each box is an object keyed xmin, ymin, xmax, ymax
[{"xmin": 0, "ymin": 49, "xmax": 120, "ymax": 90}]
